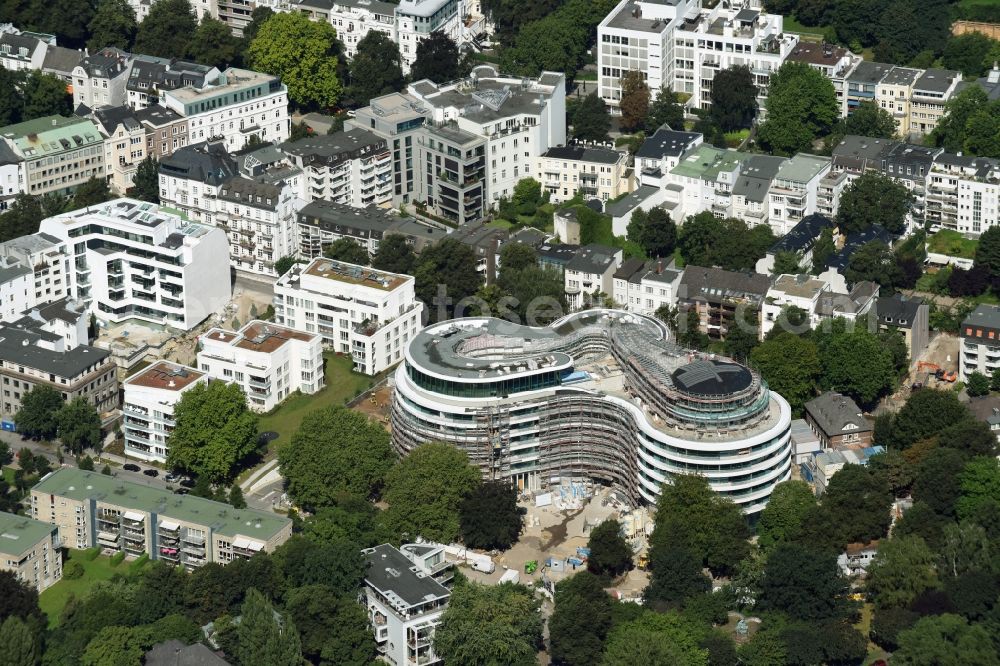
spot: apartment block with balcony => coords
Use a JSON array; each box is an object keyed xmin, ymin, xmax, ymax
[
  {"xmin": 162, "ymin": 68, "xmax": 290, "ymax": 153},
  {"xmin": 347, "ymin": 92, "xmax": 428, "ymax": 205},
  {"xmin": 732, "ymin": 154, "xmax": 784, "ymax": 227},
  {"xmin": 538, "ymin": 145, "xmax": 631, "ymax": 204},
  {"xmin": 960, "ymin": 304, "xmax": 1000, "ymax": 382},
  {"xmin": 197, "ymin": 320, "xmax": 323, "ymax": 412},
  {"xmin": 296, "ymin": 199, "xmax": 400, "ymax": 259},
  {"xmin": 926, "ymin": 153, "xmax": 1000, "ymax": 235},
  {"xmin": 0, "ymin": 316, "xmax": 117, "ymax": 419},
  {"xmin": 0, "ymin": 115, "xmax": 106, "ymax": 198},
  {"xmin": 38, "ymin": 198, "xmax": 231, "ymax": 330},
  {"xmin": 612, "ymin": 257, "xmax": 682, "ymax": 316},
  {"xmin": 909, "ymin": 69, "xmax": 962, "ymax": 136},
  {"xmin": 395, "ymin": 0, "xmax": 463, "ymax": 71},
  {"xmin": 214, "ymin": 177, "xmax": 304, "ymax": 277},
  {"xmin": 672, "ymin": 4, "xmax": 797, "ymax": 114},
  {"xmin": 158, "ymin": 141, "xmax": 240, "ymax": 223},
  {"xmin": 299, "ymin": 0, "xmax": 398, "ymax": 59},
  {"xmin": 279, "ymin": 128, "xmax": 392, "ymax": 207},
  {"xmin": 419, "ymin": 123, "xmax": 486, "ymax": 225},
  {"xmin": 122, "ymin": 361, "xmax": 207, "ymax": 463},
  {"xmin": 125, "ymin": 57, "xmax": 220, "ymax": 110},
  {"xmin": 678, "ymin": 265, "xmax": 770, "ymax": 340},
  {"xmin": 760, "ymin": 273, "xmax": 830, "ymax": 339},
  {"xmin": 845, "ymin": 61, "xmax": 894, "ymax": 116},
  {"xmin": 0, "ymin": 232, "xmax": 70, "ymax": 307},
  {"xmin": 768, "ymin": 153, "xmax": 830, "ymax": 236},
  {"xmin": 0, "ymin": 510, "xmax": 61, "ymax": 592},
  {"xmin": 274, "ymin": 258, "xmax": 422, "ymax": 375},
  {"xmin": 31, "ymin": 468, "xmax": 292, "ymax": 567},
  {"xmin": 362, "ymin": 543, "xmax": 453, "ymax": 666},
  {"xmin": 875, "ymin": 66, "xmax": 920, "ymax": 136},
  {"xmin": 598, "ymin": 0, "xmax": 697, "ymax": 113}
]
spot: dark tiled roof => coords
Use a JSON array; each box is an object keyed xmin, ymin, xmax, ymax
[
  {"xmin": 159, "ymin": 141, "xmax": 239, "ymax": 186},
  {"xmin": 876, "ymin": 293, "xmax": 924, "ymax": 329},
  {"xmin": 634, "ymin": 126, "xmax": 701, "ymax": 159},
  {"xmin": 805, "ymin": 391, "xmax": 872, "ymax": 438},
  {"xmin": 679, "ymin": 265, "xmax": 770, "ymax": 302},
  {"xmin": 542, "ymin": 145, "xmax": 622, "ymax": 165},
  {"xmin": 769, "ymin": 213, "xmax": 834, "ymax": 254}
]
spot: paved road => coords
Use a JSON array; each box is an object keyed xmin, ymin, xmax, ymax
[{"xmin": 1, "ymin": 430, "xmax": 278, "ymax": 512}]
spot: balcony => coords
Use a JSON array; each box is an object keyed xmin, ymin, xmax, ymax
[{"xmin": 248, "ymin": 375, "xmax": 271, "ymax": 389}]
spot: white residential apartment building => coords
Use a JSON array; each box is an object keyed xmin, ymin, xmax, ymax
[
  {"xmin": 564, "ymin": 245, "xmax": 623, "ymax": 310},
  {"xmin": 538, "ymin": 145, "xmax": 631, "ymax": 204},
  {"xmin": 0, "ymin": 258, "xmax": 31, "ymax": 322},
  {"xmin": 122, "ymin": 361, "xmax": 208, "ymax": 463},
  {"xmin": 161, "ymin": 68, "xmax": 290, "ymax": 152},
  {"xmin": 612, "ymin": 258, "xmax": 682, "ymax": 315},
  {"xmin": 38, "ymin": 199, "xmax": 231, "ymax": 330},
  {"xmin": 214, "ymin": 177, "xmax": 303, "ymax": 277},
  {"xmin": 197, "ymin": 320, "xmax": 324, "ymax": 412},
  {"xmin": 349, "ymin": 66, "xmax": 565, "ymax": 220},
  {"xmin": 926, "ymin": 153, "xmax": 1000, "ymax": 236},
  {"xmin": 0, "ymin": 28, "xmax": 48, "ymax": 72},
  {"xmin": 598, "ymin": 0, "xmax": 797, "ymax": 114},
  {"xmin": 273, "ymin": 258, "xmax": 422, "ymax": 375},
  {"xmin": 960, "ymin": 305, "xmax": 1000, "ymax": 383},
  {"xmin": 158, "ymin": 141, "xmax": 241, "ymax": 223},
  {"xmin": 0, "ymin": 232, "xmax": 70, "ymax": 308},
  {"xmin": 297, "ymin": 0, "xmax": 397, "ymax": 59},
  {"xmin": 768, "ymin": 153, "xmax": 831, "ymax": 236},
  {"xmin": 362, "ymin": 543, "xmax": 453, "ymax": 666},
  {"xmin": 0, "ymin": 510, "xmax": 62, "ymax": 593},
  {"xmin": 760, "ymin": 273, "xmax": 830, "ymax": 339},
  {"xmin": 279, "ymin": 128, "xmax": 392, "ymax": 207},
  {"xmin": 72, "ymin": 48, "xmax": 132, "ymax": 110}
]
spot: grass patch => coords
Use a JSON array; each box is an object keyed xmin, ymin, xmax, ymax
[
  {"xmin": 39, "ymin": 549, "xmax": 146, "ymax": 627},
  {"xmin": 2, "ymin": 465, "xmax": 14, "ymax": 484},
  {"xmin": 927, "ymin": 229, "xmax": 978, "ymax": 259},
  {"xmin": 781, "ymin": 15, "xmax": 827, "ymax": 38},
  {"xmin": 725, "ymin": 129, "xmax": 750, "ymax": 148},
  {"xmin": 487, "ymin": 219, "xmax": 513, "ymax": 230},
  {"xmin": 258, "ymin": 353, "xmax": 373, "ymax": 449}
]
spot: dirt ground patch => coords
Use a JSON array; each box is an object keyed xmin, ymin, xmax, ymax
[{"xmin": 353, "ymin": 385, "xmax": 393, "ymax": 428}]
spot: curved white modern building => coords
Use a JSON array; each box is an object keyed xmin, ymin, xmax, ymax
[{"xmin": 391, "ymin": 310, "xmax": 792, "ymax": 514}]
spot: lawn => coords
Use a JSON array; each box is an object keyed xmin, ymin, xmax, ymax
[
  {"xmin": 2, "ymin": 465, "xmax": 14, "ymax": 484},
  {"xmin": 927, "ymin": 229, "xmax": 978, "ymax": 259},
  {"xmin": 781, "ymin": 15, "xmax": 827, "ymax": 39},
  {"xmin": 257, "ymin": 352, "xmax": 373, "ymax": 449},
  {"xmin": 39, "ymin": 549, "xmax": 141, "ymax": 627}
]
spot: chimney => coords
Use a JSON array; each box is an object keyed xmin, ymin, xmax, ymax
[
  {"xmin": 989, "ymin": 62, "xmax": 1000, "ymax": 84},
  {"xmin": 657, "ymin": 259, "xmax": 663, "ymax": 274}
]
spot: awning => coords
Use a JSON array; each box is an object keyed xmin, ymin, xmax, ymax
[
  {"xmin": 122, "ymin": 511, "xmax": 145, "ymax": 522},
  {"xmin": 232, "ymin": 537, "xmax": 264, "ymax": 551},
  {"xmin": 157, "ymin": 520, "xmax": 179, "ymax": 531}
]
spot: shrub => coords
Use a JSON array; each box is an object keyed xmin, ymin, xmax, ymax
[
  {"xmin": 83, "ymin": 547, "xmax": 101, "ymax": 561},
  {"xmin": 63, "ymin": 560, "xmax": 84, "ymax": 579},
  {"xmin": 110, "ymin": 552, "xmax": 125, "ymax": 567}
]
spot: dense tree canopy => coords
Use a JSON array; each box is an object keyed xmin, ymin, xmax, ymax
[
  {"xmin": 411, "ymin": 32, "xmax": 465, "ymax": 84},
  {"xmin": 647, "ymin": 86, "xmax": 685, "ymax": 132},
  {"xmin": 186, "ymin": 17, "xmax": 243, "ymax": 69},
  {"xmin": 571, "ymin": 93, "xmax": 611, "ymax": 142},
  {"xmin": 323, "ymin": 238, "xmax": 370, "ymax": 265},
  {"xmin": 87, "ymin": 0, "xmax": 136, "ymax": 52},
  {"xmin": 758, "ymin": 62, "xmax": 838, "ymax": 155},
  {"xmin": 383, "ymin": 442, "xmax": 481, "ymax": 543},
  {"xmin": 434, "ymin": 582, "xmax": 542, "ymax": 666},
  {"xmin": 372, "ymin": 234, "xmax": 416, "ymax": 274},
  {"xmin": 247, "ymin": 12, "xmax": 342, "ymax": 110},
  {"xmin": 602, "ymin": 611, "xmax": 709, "ymax": 666},
  {"xmin": 133, "ymin": 0, "xmax": 197, "ymax": 59},
  {"xmin": 756, "ymin": 480, "xmax": 816, "ymax": 551},
  {"xmin": 414, "ymin": 238, "xmax": 483, "ymax": 322},
  {"xmin": 459, "ymin": 480, "xmax": 522, "ymax": 550},
  {"xmin": 627, "ymin": 207, "xmax": 677, "ymax": 259},
  {"xmin": 14, "ymin": 385, "xmax": 63, "ymax": 440},
  {"xmin": 279, "ymin": 406, "xmax": 395, "ymax": 509},
  {"xmin": 677, "ymin": 212, "xmax": 775, "ymax": 271},
  {"xmin": 750, "ymin": 332, "xmax": 821, "ymax": 415},
  {"xmin": 56, "ymin": 397, "xmax": 102, "ymax": 454},
  {"xmin": 166, "ymin": 381, "xmax": 259, "ymax": 482},
  {"xmin": 549, "ymin": 572, "xmax": 613, "ymax": 666},
  {"xmin": 619, "ymin": 70, "xmax": 650, "ymax": 134},
  {"xmin": 587, "ymin": 519, "xmax": 632, "ymax": 578},
  {"xmin": 346, "ymin": 31, "xmax": 404, "ymax": 108},
  {"xmin": 710, "ymin": 65, "xmax": 756, "ymax": 131},
  {"xmin": 836, "ymin": 171, "xmax": 913, "ymax": 235}
]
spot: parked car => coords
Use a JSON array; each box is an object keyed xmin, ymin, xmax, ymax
[
  {"xmin": 164, "ymin": 473, "xmax": 179, "ymax": 483},
  {"xmin": 142, "ymin": 469, "xmax": 159, "ymax": 477},
  {"xmin": 173, "ymin": 488, "xmax": 190, "ymax": 495},
  {"xmin": 123, "ymin": 463, "xmax": 141, "ymax": 472},
  {"xmin": 179, "ymin": 478, "xmax": 196, "ymax": 488}
]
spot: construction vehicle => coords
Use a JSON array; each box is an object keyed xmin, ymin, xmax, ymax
[{"xmin": 915, "ymin": 361, "xmax": 957, "ymax": 383}]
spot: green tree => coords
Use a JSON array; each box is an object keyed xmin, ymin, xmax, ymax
[
  {"xmin": 126, "ymin": 155, "xmax": 159, "ymax": 203},
  {"xmin": 602, "ymin": 611, "xmax": 709, "ymax": 666},
  {"xmin": 383, "ymin": 442, "xmax": 481, "ymax": 543},
  {"xmin": 22, "ymin": 71, "xmax": 71, "ymax": 120},
  {"xmin": 247, "ymin": 12, "xmax": 342, "ymax": 109},
  {"xmin": 966, "ymin": 371, "xmax": 991, "ymax": 397},
  {"xmin": 273, "ymin": 255, "xmax": 299, "ymax": 278},
  {"xmin": 0, "ymin": 68, "xmax": 25, "ymax": 127},
  {"xmin": 759, "ymin": 543, "xmax": 851, "ymax": 621},
  {"xmin": 975, "ymin": 225, "xmax": 1000, "ymax": 279},
  {"xmin": 844, "ymin": 240, "xmax": 902, "ymax": 289},
  {"xmin": 23, "ymin": 0, "xmax": 95, "ymax": 49},
  {"xmin": 434, "ymin": 582, "xmax": 542, "ymax": 666},
  {"xmin": 956, "ymin": 456, "xmax": 1000, "ymax": 521},
  {"xmin": 279, "ymin": 406, "xmax": 395, "ymax": 509},
  {"xmin": 587, "ymin": 519, "xmax": 632, "ymax": 578},
  {"xmin": 346, "ymin": 31, "xmax": 403, "ymax": 108},
  {"xmin": 620, "ymin": 70, "xmax": 650, "ymax": 134},
  {"xmin": 867, "ymin": 448, "xmax": 916, "ymax": 497},
  {"xmin": 286, "ymin": 584, "xmax": 374, "ymax": 666},
  {"xmin": 756, "ymin": 480, "xmax": 815, "ymax": 550},
  {"xmin": 912, "ymin": 447, "xmax": 967, "ymax": 518},
  {"xmin": 811, "ymin": 226, "xmax": 835, "ymax": 273},
  {"xmin": 241, "ymin": 6, "xmax": 274, "ymax": 42},
  {"xmin": 572, "ymin": 93, "xmax": 611, "ymax": 142},
  {"xmin": 81, "ymin": 626, "xmax": 145, "ymax": 666},
  {"xmin": 14, "ymin": 385, "xmax": 63, "ymax": 440},
  {"xmin": 459, "ymin": 480, "xmax": 522, "ymax": 550},
  {"xmin": 836, "ymin": 171, "xmax": 913, "ymax": 235},
  {"xmin": 627, "ymin": 207, "xmax": 676, "ymax": 258},
  {"xmin": 414, "ymin": 238, "xmax": 483, "ymax": 322},
  {"xmin": 229, "ymin": 484, "xmax": 246, "ymax": 509},
  {"xmin": 819, "ymin": 326, "xmax": 896, "ymax": 410},
  {"xmin": 943, "ymin": 33, "xmax": 997, "ymax": 77},
  {"xmin": 87, "ymin": 0, "xmax": 136, "ymax": 52},
  {"xmin": 323, "ymin": 237, "xmax": 370, "ymax": 265},
  {"xmin": 893, "ymin": 388, "xmax": 971, "ymax": 447},
  {"xmin": 771, "ymin": 250, "xmax": 801, "ymax": 275},
  {"xmin": 0, "ymin": 615, "xmax": 37, "ymax": 666},
  {"xmin": 187, "ymin": 17, "xmax": 242, "ymax": 69},
  {"xmin": 814, "ymin": 464, "xmax": 893, "ymax": 548},
  {"xmin": 830, "ymin": 101, "xmax": 898, "ymax": 145},
  {"xmin": 963, "ymin": 107, "xmax": 1000, "ymax": 159},
  {"xmin": 737, "ymin": 631, "xmax": 787, "ymax": 666},
  {"xmin": 893, "ymin": 614, "xmax": 998, "ymax": 666},
  {"xmin": 372, "ymin": 235, "xmax": 416, "ymax": 275},
  {"xmin": 758, "ymin": 62, "xmax": 838, "ymax": 154},
  {"xmin": 411, "ymin": 31, "xmax": 463, "ymax": 84},
  {"xmin": 70, "ymin": 177, "xmax": 113, "ymax": 210},
  {"xmin": 302, "ymin": 496, "xmax": 391, "ymax": 548},
  {"xmin": 646, "ymin": 86, "xmax": 685, "ymax": 132},
  {"xmin": 932, "ymin": 86, "xmax": 990, "ymax": 154},
  {"xmin": 56, "ymin": 397, "xmax": 102, "ymax": 454},
  {"xmin": 549, "ymin": 572, "xmax": 613, "ymax": 666},
  {"xmin": 134, "ymin": 0, "xmax": 197, "ymax": 59},
  {"xmin": 236, "ymin": 589, "xmax": 302, "ymax": 666},
  {"xmin": 710, "ymin": 65, "xmax": 756, "ymax": 131},
  {"xmin": 750, "ymin": 332, "xmax": 821, "ymax": 414},
  {"xmin": 649, "ymin": 475, "xmax": 749, "ymax": 578},
  {"xmin": 867, "ymin": 535, "xmax": 940, "ymax": 610},
  {"xmin": 166, "ymin": 381, "xmax": 258, "ymax": 483}
]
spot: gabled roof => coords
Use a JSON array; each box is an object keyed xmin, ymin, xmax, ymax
[
  {"xmin": 159, "ymin": 141, "xmax": 239, "ymax": 186},
  {"xmin": 679, "ymin": 265, "xmax": 770, "ymax": 302},
  {"xmin": 565, "ymin": 244, "xmax": 620, "ymax": 275},
  {"xmin": 769, "ymin": 213, "xmax": 833, "ymax": 255},
  {"xmin": 805, "ymin": 391, "xmax": 872, "ymax": 438},
  {"xmin": 635, "ymin": 126, "xmax": 701, "ymax": 159}
]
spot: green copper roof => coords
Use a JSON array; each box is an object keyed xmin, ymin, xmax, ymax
[
  {"xmin": 33, "ymin": 468, "xmax": 290, "ymax": 541},
  {"xmin": 0, "ymin": 115, "xmax": 103, "ymax": 160},
  {"xmin": 0, "ymin": 510, "xmax": 55, "ymax": 556},
  {"xmin": 670, "ymin": 144, "xmax": 749, "ymax": 180}
]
